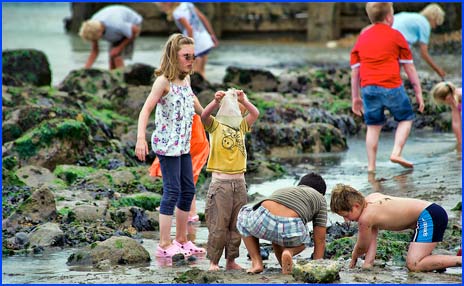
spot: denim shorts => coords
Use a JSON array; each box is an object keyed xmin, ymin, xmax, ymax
[
  {"xmin": 237, "ymin": 205, "xmax": 311, "ymax": 247},
  {"xmin": 361, "ymin": 85, "xmax": 415, "ymax": 125}
]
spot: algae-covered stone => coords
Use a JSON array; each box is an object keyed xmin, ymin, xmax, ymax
[
  {"xmin": 67, "ymin": 236, "xmax": 150, "ymax": 266},
  {"xmin": 2, "ymin": 49, "xmax": 52, "ymax": 87},
  {"xmin": 293, "ymin": 259, "xmax": 342, "ymax": 283}
]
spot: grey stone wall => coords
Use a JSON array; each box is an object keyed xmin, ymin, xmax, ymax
[{"xmin": 66, "ymin": 2, "xmax": 461, "ymax": 41}]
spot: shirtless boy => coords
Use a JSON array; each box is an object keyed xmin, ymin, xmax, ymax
[{"xmin": 330, "ymin": 184, "xmax": 461, "ymax": 272}]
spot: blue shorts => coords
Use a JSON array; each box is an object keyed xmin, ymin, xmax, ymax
[
  {"xmin": 412, "ymin": 203, "xmax": 448, "ymax": 243},
  {"xmin": 196, "ymin": 48, "xmax": 212, "ymax": 58},
  {"xmin": 237, "ymin": 205, "xmax": 311, "ymax": 247},
  {"xmin": 361, "ymin": 85, "xmax": 415, "ymax": 125}
]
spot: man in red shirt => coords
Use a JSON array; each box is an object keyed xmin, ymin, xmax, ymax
[{"xmin": 350, "ymin": 2, "xmax": 424, "ymax": 173}]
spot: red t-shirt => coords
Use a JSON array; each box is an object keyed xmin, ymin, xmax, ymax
[{"xmin": 350, "ymin": 23, "xmax": 413, "ymax": 88}]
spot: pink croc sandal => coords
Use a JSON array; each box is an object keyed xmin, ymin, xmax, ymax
[
  {"xmin": 174, "ymin": 240, "xmax": 206, "ymax": 255},
  {"xmin": 156, "ymin": 243, "xmax": 191, "ymax": 258}
]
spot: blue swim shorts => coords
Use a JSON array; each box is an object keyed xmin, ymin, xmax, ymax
[
  {"xmin": 412, "ymin": 203, "xmax": 448, "ymax": 243},
  {"xmin": 236, "ymin": 205, "xmax": 311, "ymax": 247},
  {"xmin": 361, "ymin": 85, "xmax": 415, "ymax": 125}
]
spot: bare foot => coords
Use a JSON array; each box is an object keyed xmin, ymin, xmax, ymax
[
  {"xmin": 208, "ymin": 263, "xmax": 220, "ymax": 271},
  {"xmin": 246, "ymin": 260, "xmax": 264, "ymax": 274},
  {"xmin": 226, "ymin": 260, "xmax": 243, "ymax": 270},
  {"xmin": 390, "ymin": 156, "xmax": 413, "ymax": 168},
  {"xmin": 281, "ymin": 249, "xmax": 293, "ymax": 274}
]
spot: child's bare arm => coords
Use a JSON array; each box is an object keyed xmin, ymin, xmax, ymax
[
  {"xmin": 84, "ymin": 41, "xmax": 99, "ymax": 68},
  {"xmin": 362, "ymin": 227, "xmax": 378, "ymax": 268},
  {"xmin": 403, "ymin": 63, "xmax": 424, "ymax": 113},
  {"xmin": 135, "ymin": 76, "xmax": 168, "ymax": 161},
  {"xmin": 176, "ymin": 17, "xmax": 193, "ymax": 38},
  {"xmin": 351, "ymin": 68, "xmax": 363, "ymax": 116},
  {"xmin": 350, "ymin": 218, "xmax": 374, "ymax": 268},
  {"xmin": 312, "ymin": 225, "xmax": 326, "ymax": 260},
  {"xmin": 201, "ymin": 91, "xmax": 225, "ymax": 127},
  {"xmin": 193, "ymin": 96, "xmax": 203, "ymax": 116},
  {"xmin": 237, "ymin": 90, "xmax": 260, "ymax": 126}
]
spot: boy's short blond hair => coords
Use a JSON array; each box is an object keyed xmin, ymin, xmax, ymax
[
  {"xmin": 421, "ymin": 3, "xmax": 445, "ymax": 26},
  {"xmin": 79, "ymin": 20, "xmax": 103, "ymax": 41},
  {"xmin": 365, "ymin": 2, "xmax": 393, "ymax": 23},
  {"xmin": 430, "ymin": 81, "xmax": 457, "ymax": 105},
  {"xmin": 330, "ymin": 184, "xmax": 365, "ymax": 213}
]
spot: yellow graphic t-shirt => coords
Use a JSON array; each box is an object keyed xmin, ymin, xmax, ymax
[{"xmin": 204, "ymin": 117, "xmax": 250, "ymax": 174}]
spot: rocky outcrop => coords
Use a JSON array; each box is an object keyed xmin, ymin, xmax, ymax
[
  {"xmin": 293, "ymin": 259, "xmax": 342, "ymax": 283},
  {"xmin": 28, "ymin": 222, "xmax": 65, "ymax": 248},
  {"xmin": 123, "ymin": 63, "xmax": 155, "ymax": 86},
  {"xmin": 2, "ymin": 49, "xmax": 52, "ymax": 87},
  {"xmin": 3, "ymin": 187, "xmax": 57, "ymax": 234},
  {"xmin": 66, "ymin": 236, "xmax": 150, "ymax": 266},
  {"xmin": 223, "ymin": 66, "xmax": 278, "ymax": 92}
]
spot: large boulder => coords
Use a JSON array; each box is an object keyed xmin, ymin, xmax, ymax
[
  {"xmin": 15, "ymin": 165, "xmax": 62, "ymax": 189},
  {"xmin": 123, "ymin": 63, "xmax": 155, "ymax": 86},
  {"xmin": 252, "ymin": 122, "xmax": 347, "ymax": 156},
  {"xmin": 58, "ymin": 68, "xmax": 125, "ymax": 98},
  {"xmin": 66, "ymin": 236, "xmax": 150, "ymax": 266},
  {"xmin": 293, "ymin": 259, "xmax": 342, "ymax": 283},
  {"xmin": 10, "ymin": 118, "xmax": 91, "ymax": 170},
  {"xmin": 223, "ymin": 66, "xmax": 278, "ymax": 92},
  {"xmin": 3, "ymin": 186, "xmax": 57, "ymax": 234},
  {"xmin": 2, "ymin": 49, "xmax": 52, "ymax": 86},
  {"xmin": 28, "ymin": 222, "xmax": 65, "ymax": 247}
]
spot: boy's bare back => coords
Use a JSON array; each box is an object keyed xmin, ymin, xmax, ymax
[{"xmin": 361, "ymin": 193, "xmax": 431, "ymax": 231}]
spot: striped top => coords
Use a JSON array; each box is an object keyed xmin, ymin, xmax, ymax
[{"xmin": 253, "ymin": 185, "xmax": 327, "ymax": 227}]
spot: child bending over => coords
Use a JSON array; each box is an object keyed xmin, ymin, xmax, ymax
[{"xmin": 330, "ymin": 184, "xmax": 461, "ymax": 272}]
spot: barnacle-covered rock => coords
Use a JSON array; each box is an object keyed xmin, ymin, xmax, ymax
[{"xmin": 292, "ymin": 259, "xmax": 342, "ymax": 283}]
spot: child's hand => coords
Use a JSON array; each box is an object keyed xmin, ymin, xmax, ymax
[
  {"xmin": 349, "ymin": 257, "xmax": 358, "ymax": 268},
  {"xmin": 214, "ymin": 91, "xmax": 225, "ymax": 104},
  {"xmin": 135, "ymin": 138, "xmax": 149, "ymax": 162},
  {"xmin": 416, "ymin": 96, "xmax": 425, "ymax": 113},
  {"xmin": 236, "ymin": 90, "xmax": 247, "ymax": 103}
]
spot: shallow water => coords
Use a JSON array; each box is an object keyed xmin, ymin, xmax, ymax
[
  {"xmin": 2, "ymin": 134, "xmax": 462, "ymax": 284},
  {"xmin": 2, "ymin": 2, "xmax": 462, "ymax": 284}
]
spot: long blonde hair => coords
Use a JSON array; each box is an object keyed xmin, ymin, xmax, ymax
[
  {"xmin": 155, "ymin": 33, "xmax": 195, "ymax": 81},
  {"xmin": 430, "ymin": 81, "xmax": 460, "ymax": 106}
]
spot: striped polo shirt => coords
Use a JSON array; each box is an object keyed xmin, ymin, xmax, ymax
[{"xmin": 253, "ymin": 185, "xmax": 327, "ymax": 227}]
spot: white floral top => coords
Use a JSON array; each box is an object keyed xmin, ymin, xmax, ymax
[{"xmin": 151, "ymin": 81, "xmax": 195, "ymax": 156}]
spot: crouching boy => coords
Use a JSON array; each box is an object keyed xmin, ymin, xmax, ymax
[
  {"xmin": 237, "ymin": 173, "xmax": 328, "ymax": 274},
  {"xmin": 330, "ymin": 184, "xmax": 462, "ymax": 271}
]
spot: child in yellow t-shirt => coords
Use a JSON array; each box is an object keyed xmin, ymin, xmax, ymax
[{"xmin": 201, "ymin": 88, "xmax": 260, "ymax": 271}]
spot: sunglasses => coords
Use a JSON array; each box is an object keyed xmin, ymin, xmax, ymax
[{"xmin": 182, "ymin": 54, "xmax": 196, "ymax": 61}]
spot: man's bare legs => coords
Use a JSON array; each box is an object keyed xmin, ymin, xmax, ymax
[
  {"xmin": 242, "ymin": 236, "xmax": 264, "ymax": 273},
  {"xmin": 272, "ymin": 243, "xmax": 305, "ymax": 274},
  {"xmin": 366, "ymin": 125, "xmax": 382, "ymax": 172},
  {"xmin": 406, "ymin": 242, "xmax": 462, "ymax": 271},
  {"xmin": 390, "ymin": 120, "xmax": 413, "ymax": 168}
]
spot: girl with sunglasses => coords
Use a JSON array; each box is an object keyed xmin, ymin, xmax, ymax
[{"xmin": 135, "ymin": 33, "xmax": 206, "ymax": 259}]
